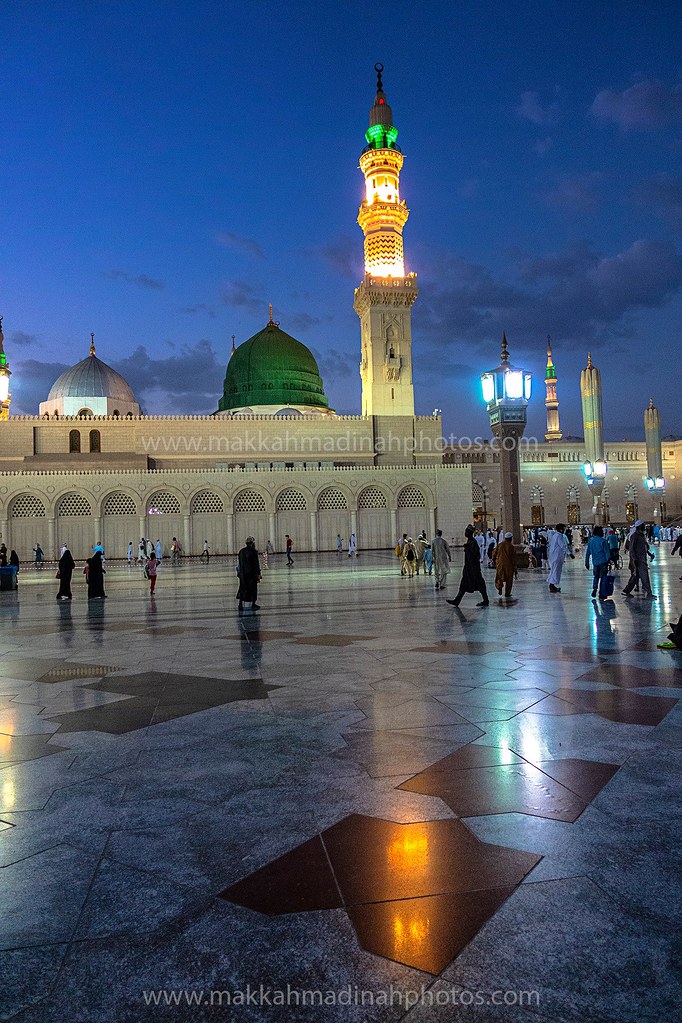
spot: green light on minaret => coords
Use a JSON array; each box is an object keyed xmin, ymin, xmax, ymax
[{"xmin": 365, "ymin": 123, "xmax": 399, "ymax": 150}]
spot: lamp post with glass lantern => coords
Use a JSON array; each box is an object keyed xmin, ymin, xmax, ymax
[{"xmin": 480, "ymin": 334, "xmax": 531, "ymax": 542}]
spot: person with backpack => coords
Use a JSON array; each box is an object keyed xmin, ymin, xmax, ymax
[
  {"xmin": 145, "ymin": 550, "xmax": 158, "ymax": 595},
  {"xmin": 403, "ymin": 537, "xmax": 418, "ymax": 578},
  {"xmin": 585, "ymin": 525, "xmax": 613, "ymax": 601}
]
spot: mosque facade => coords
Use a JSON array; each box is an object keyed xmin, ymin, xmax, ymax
[{"xmin": 0, "ymin": 71, "xmax": 679, "ymax": 560}]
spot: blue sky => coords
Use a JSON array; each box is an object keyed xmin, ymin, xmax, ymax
[{"xmin": 2, "ymin": 0, "xmax": 681, "ymax": 440}]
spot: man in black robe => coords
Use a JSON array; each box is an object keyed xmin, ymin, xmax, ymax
[
  {"xmin": 56, "ymin": 546, "xmax": 76, "ymax": 600},
  {"xmin": 237, "ymin": 536, "xmax": 262, "ymax": 613},
  {"xmin": 447, "ymin": 525, "xmax": 489, "ymax": 608}
]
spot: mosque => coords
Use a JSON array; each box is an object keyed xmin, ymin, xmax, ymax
[{"xmin": 0, "ymin": 69, "xmax": 679, "ymax": 560}]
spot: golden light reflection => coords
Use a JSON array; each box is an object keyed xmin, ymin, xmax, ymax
[
  {"xmin": 0, "ymin": 733, "xmax": 14, "ymax": 754},
  {"xmin": 2, "ymin": 780, "xmax": 16, "ymax": 808},
  {"xmin": 0, "ymin": 715, "xmax": 17, "ymax": 736},
  {"xmin": 392, "ymin": 910, "xmax": 431, "ymax": 953},
  {"xmin": 387, "ymin": 827, "xmax": 429, "ymax": 874}
]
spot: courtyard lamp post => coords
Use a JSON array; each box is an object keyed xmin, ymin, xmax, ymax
[
  {"xmin": 480, "ymin": 334, "xmax": 531, "ymax": 542},
  {"xmin": 581, "ymin": 459, "xmax": 608, "ymax": 526},
  {"xmin": 645, "ymin": 475, "xmax": 666, "ymax": 522}
]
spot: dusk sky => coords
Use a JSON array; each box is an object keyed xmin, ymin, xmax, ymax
[{"xmin": 2, "ymin": 0, "xmax": 681, "ymax": 441}]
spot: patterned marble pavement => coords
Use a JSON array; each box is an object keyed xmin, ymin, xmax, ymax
[{"xmin": 0, "ymin": 551, "xmax": 680, "ymax": 1021}]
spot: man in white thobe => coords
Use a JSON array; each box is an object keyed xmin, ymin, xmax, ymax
[{"xmin": 547, "ymin": 523, "xmax": 572, "ymax": 593}]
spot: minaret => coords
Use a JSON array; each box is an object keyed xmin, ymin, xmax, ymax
[
  {"xmin": 354, "ymin": 64, "xmax": 418, "ymax": 417},
  {"xmin": 544, "ymin": 335, "xmax": 562, "ymax": 441},
  {"xmin": 580, "ymin": 352, "xmax": 607, "ymax": 524},
  {"xmin": 0, "ymin": 316, "xmax": 11, "ymax": 420},
  {"xmin": 644, "ymin": 397, "xmax": 663, "ymax": 481},
  {"xmin": 580, "ymin": 353, "xmax": 604, "ymax": 466}
]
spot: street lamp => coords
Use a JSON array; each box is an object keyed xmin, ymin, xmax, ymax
[
  {"xmin": 645, "ymin": 475, "xmax": 666, "ymax": 522},
  {"xmin": 581, "ymin": 459, "xmax": 608, "ymax": 525},
  {"xmin": 481, "ymin": 334, "xmax": 531, "ymax": 541}
]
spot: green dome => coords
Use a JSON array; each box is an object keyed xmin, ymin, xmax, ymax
[{"xmin": 218, "ymin": 322, "xmax": 330, "ymax": 412}]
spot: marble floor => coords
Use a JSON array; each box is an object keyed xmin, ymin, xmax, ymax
[{"xmin": 1, "ymin": 550, "xmax": 681, "ymax": 1021}]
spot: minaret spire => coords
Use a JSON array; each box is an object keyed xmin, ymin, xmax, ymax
[
  {"xmin": 230, "ymin": 334, "xmax": 236, "ymax": 357},
  {"xmin": 544, "ymin": 334, "xmax": 562, "ymax": 442},
  {"xmin": 644, "ymin": 396, "xmax": 663, "ymax": 483},
  {"xmin": 90, "ymin": 332, "xmax": 96, "ymax": 356},
  {"xmin": 0, "ymin": 315, "xmax": 12, "ymax": 420},
  {"xmin": 354, "ymin": 65, "xmax": 418, "ymax": 418}
]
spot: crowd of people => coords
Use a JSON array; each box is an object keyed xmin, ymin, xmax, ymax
[{"xmin": 3, "ymin": 524, "xmax": 681, "ymax": 648}]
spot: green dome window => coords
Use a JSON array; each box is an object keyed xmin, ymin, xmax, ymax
[{"xmin": 218, "ymin": 320, "xmax": 330, "ymax": 413}]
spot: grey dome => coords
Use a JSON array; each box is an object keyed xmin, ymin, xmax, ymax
[{"xmin": 47, "ymin": 354, "xmax": 137, "ymax": 404}]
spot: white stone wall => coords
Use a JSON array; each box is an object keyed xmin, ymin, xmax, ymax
[{"xmin": 0, "ymin": 463, "xmax": 472, "ymax": 561}]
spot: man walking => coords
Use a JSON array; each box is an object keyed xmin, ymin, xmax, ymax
[
  {"xmin": 431, "ymin": 529, "xmax": 451, "ymax": 590},
  {"xmin": 622, "ymin": 521, "xmax": 656, "ymax": 599},
  {"xmin": 447, "ymin": 525, "xmax": 489, "ymax": 607},
  {"xmin": 547, "ymin": 523, "xmax": 573, "ymax": 593},
  {"xmin": 493, "ymin": 532, "xmax": 516, "ymax": 602},
  {"xmin": 285, "ymin": 534, "xmax": 294, "ymax": 567}
]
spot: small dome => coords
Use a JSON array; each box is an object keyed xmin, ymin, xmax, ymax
[
  {"xmin": 48, "ymin": 353, "xmax": 137, "ymax": 404},
  {"xmin": 218, "ymin": 320, "xmax": 330, "ymax": 413}
]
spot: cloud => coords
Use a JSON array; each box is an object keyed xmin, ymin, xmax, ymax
[
  {"xmin": 114, "ymin": 337, "xmax": 223, "ymax": 401},
  {"xmin": 316, "ymin": 236, "xmax": 362, "ymax": 281},
  {"xmin": 10, "ymin": 359, "xmax": 69, "ymax": 414},
  {"xmin": 220, "ymin": 280, "xmax": 266, "ymax": 316},
  {"xmin": 414, "ymin": 239, "xmax": 682, "ymax": 354},
  {"xmin": 178, "ymin": 303, "xmax": 218, "ymax": 318},
  {"xmin": 636, "ymin": 173, "xmax": 682, "ymax": 230},
  {"xmin": 543, "ymin": 173, "xmax": 602, "ymax": 212},
  {"xmin": 9, "ymin": 330, "xmax": 38, "ymax": 347},
  {"xmin": 516, "ymin": 90, "xmax": 560, "ymax": 125},
  {"xmin": 216, "ymin": 231, "xmax": 264, "ymax": 259},
  {"xmin": 590, "ymin": 79, "xmax": 682, "ymax": 130},
  {"xmin": 311, "ymin": 346, "xmax": 357, "ymax": 387},
  {"xmin": 533, "ymin": 136, "xmax": 554, "ymax": 157},
  {"xmin": 285, "ymin": 312, "xmax": 324, "ymax": 333},
  {"xmin": 102, "ymin": 270, "xmax": 165, "ymax": 290}
]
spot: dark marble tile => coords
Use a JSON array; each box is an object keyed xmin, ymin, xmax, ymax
[
  {"xmin": 219, "ymin": 835, "xmax": 343, "ymax": 914},
  {"xmin": 46, "ymin": 673, "xmax": 280, "ymax": 734},
  {"xmin": 321, "ymin": 815, "xmax": 541, "ymax": 905},
  {"xmin": 576, "ymin": 664, "xmax": 682, "ymax": 690},
  {"xmin": 532, "ymin": 758, "xmax": 620, "ymax": 802},
  {"xmin": 405, "ymin": 743, "xmax": 525, "ymax": 775},
  {"xmin": 399, "ymin": 763, "xmax": 588, "ymax": 822},
  {"xmin": 551, "ymin": 687, "xmax": 678, "ymax": 725},
  {"xmin": 0, "ymin": 732, "xmax": 68, "ymax": 766},
  {"xmin": 348, "ymin": 887, "xmax": 518, "ymax": 975}
]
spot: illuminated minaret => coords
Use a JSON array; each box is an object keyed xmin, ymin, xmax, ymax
[
  {"xmin": 354, "ymin": 64, "xmax": 417, "ymax": 417},
  {"xmin": 644, "ymin": 397, "xmax": 663, "ymax": 482},
  {"xmin": 580, "ymin": 353, "xmax": 607, "ymax": 523},
  {"xmin": 544, "ymin": 335, "xmax": 562, "ymax": 442},
  {"xmin": 0, "ymin": 316, "xmax": 11, "ymax": 420}
]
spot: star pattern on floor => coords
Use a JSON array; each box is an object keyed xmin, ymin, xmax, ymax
[
  {"xmin": 398, "ymin": 745, "xmax": 620, "ymax": 821},
  {"xmin": 219, "ymin": 813, "xmax": 542, "ymax": 974},
  {"xmin": 44, "ymin": 671, "xmax": 281, "ymax": 734}
]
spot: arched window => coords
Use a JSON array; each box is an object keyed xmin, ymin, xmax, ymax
[
  {"xmin": 77, "ymin": 408, "xmax": 93, "ymax": 418},
  {"xmin": 69, "ymin": 430, "xmax": 81, "ymax": 453},
  {"xmin": 89, "ymin": 429, "xmax": 101, "ymax": 453}
]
